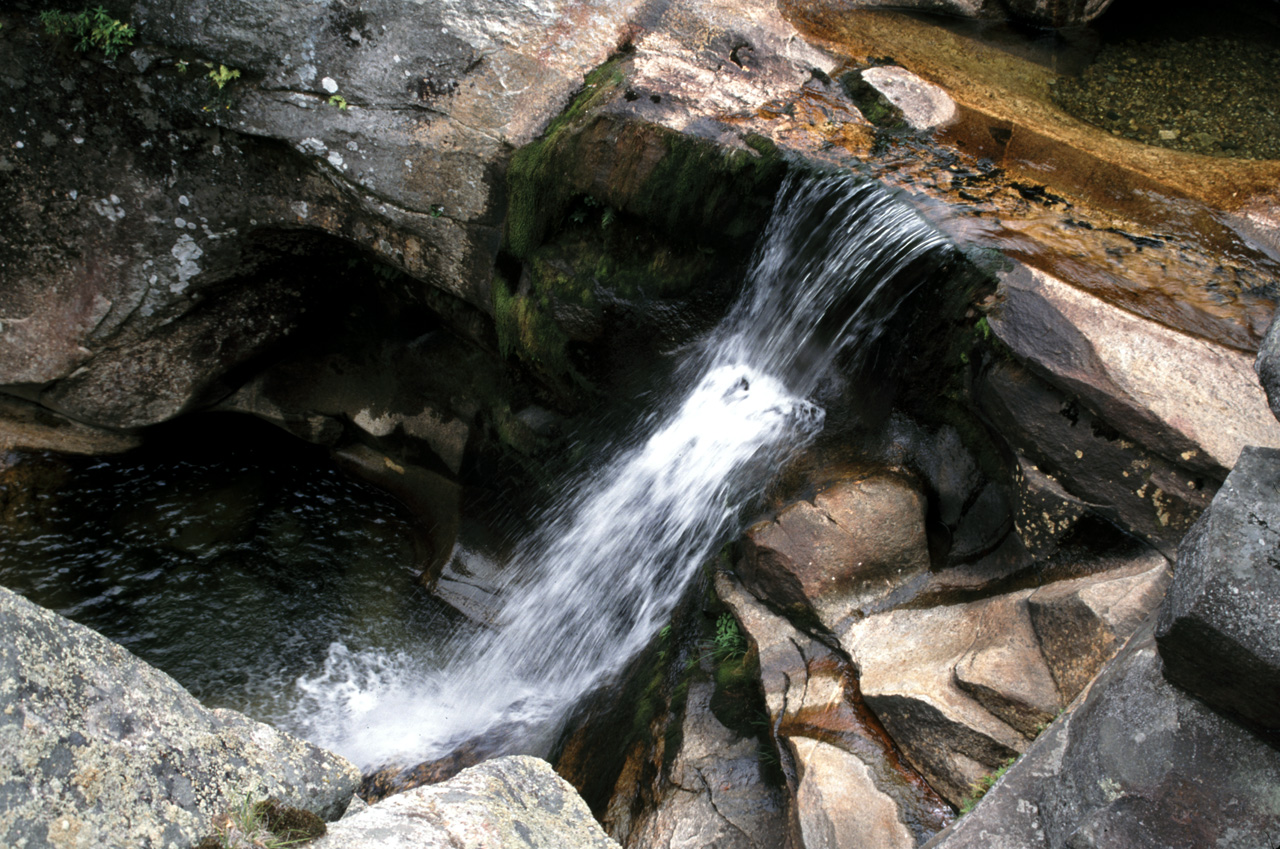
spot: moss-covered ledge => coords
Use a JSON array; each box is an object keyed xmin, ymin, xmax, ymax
[{"xmin": 496, "ymin": 54, "xmax": 792, "ymax": 403}]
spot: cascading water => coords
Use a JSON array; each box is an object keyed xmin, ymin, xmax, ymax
[{"xmin": 289, "ymin": 173, "xmax": 954, "ymax": 769}]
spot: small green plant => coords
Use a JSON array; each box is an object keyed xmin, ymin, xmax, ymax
[
  {"xmin": 959, "ymin": 756, "xmax": 1017, "ymax": 814},
  {"xmin": 327, "ymin": 93, "xmax": 348, "ymax": 110},
  {"xmin": 710, "ymin": 613, "xmax": 747, "ymax": 662},
  {"xmin": 40, "ymin": 6, "xmax": 135, "ymax": 58},
  {"xmin": 207, "ymin": 63, "xmax": 241, "ymax": 90}
]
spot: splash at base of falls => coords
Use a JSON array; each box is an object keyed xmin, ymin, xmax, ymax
[{"xmin": 285, "ymin": 174, "xmax": 953, "ymax": 771}]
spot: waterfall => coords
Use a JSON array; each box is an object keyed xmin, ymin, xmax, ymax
[{"xmin": 289, "ymin": 173, "xmax": 953, "ymax": 769}]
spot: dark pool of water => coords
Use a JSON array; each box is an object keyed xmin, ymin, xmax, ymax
[{"xmin": 0, "ymin": 414, "xmax": 455, "ymax": 724}]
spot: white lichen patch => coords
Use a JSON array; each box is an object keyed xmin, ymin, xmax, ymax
[{"xmin": 170, "ymin": 234, "xmax": 203, "ymax": 294}]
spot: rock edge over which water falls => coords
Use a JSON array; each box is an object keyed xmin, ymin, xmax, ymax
[{"xmin": 0, "ymin": 586, "xmax": 361, "ymax": 849}]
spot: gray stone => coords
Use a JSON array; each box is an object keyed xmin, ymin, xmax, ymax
[
  {"xmin": 629, "ymin": 682, "xmax": 789, "ymax": 849},
  {"xmin": 1256, "ymin": 309, "xmax": 1280, "ymax": 422},
  {"xmin": 312, "ymin": 755, "xmax": 620, "ymax": 849},
  {"xmin": 861, "ymin": 66, "xmax": 957, "ymax": 132},
  {"xmin": 987, "ymin": 261, "xmax": 1280, "ymax": 478},
  {"xmin": 924, "ymin": 625, "xmax": 1280, "ymax": 849},
  {"xmin": 1155, "ymin": 446, "xmax": 1280, "ymax": 732},
  {"xmin": 0, "ymin": 586, "xmax": 360, "ymax": 849}
]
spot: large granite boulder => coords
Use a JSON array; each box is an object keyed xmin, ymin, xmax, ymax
[
  {"xmin": 312, "ymin": 755, "xmax": 620, "ymax": 849},
  {"xmin": 987, "ymin": 261, "xmax": 1280, "ymax": 479},
  {"xmin": 976, "ymin": 358, "xmax": 1214, "ymax": 556},
  {"xmin": 0, "ymin": 586, "xmax": 360, "ymax": 849},
  {"xmin": 838, "ymin": 554, "xmax": 1169, "ymax": 807},
  {"xmin": 1155, "ymin": 446, "xmax": 1280, "ymax": 733},
  {"xmin": 923, "ymin": 625, "xmax": 1280, "ymax": 849}
]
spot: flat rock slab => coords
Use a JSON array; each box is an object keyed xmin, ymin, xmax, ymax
[
  {"xmin": 313, "ymin": 756, "xmax": 619, "ymax": 849},
  {"xmin": 924, "ymin": 625, "xmax": 1280, "ymax": 849},
  {"xmin": 0, "ymin": 586, "xmax": 360, "ymax": 849},
  {"xmin": 976, "ymin": 359, "xmax": 1213, "ymax": 556},
  {"xmin": 839, "ymin": 595, "xmax": 1034, "ymax": 806},
  {"xmin": 1156, "ymin": 445, "xmax": 1280, "ymax": 731},
  {"xmin": 988, "ymin": 261, "xmax": 1280, "ymax": 477}
]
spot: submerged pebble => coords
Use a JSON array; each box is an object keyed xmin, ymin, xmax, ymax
[{"xmin": 1051, "ymin": 35, "xmax": 1280, "ymax": 160}]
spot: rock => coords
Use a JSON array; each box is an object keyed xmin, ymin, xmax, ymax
[
  {"xmin": 1009, "ymin": 455, "xmax": 1088, "ymax": 560},
  {"xmin": 975, "ymin": 358, "xmax": 1213, "ymax": 557},
  {"xmin": 738, "ymin": 474, "xmax": 931, "ymax": 631},
  {"xmin": 839, "ymin": 595, "xmax": 1035, "ymax": 806},
  {"xmin": 1256, "ymin": 309, "xmax": 1280, "ymax": 421},
  {"xmin": 923, "ymin": 625, "xmax": 1280, "ymax": 849},
  {"xmin": 716, "ymin": 573, "xmax": 955, "ymax": 846},
  {"xmin": 952, "ymin": 594, "xmax": 1062, "ymax": 737},
  {"xmin": 1, "ymin": 0, "xmax": 639, "ymax": 430},
  {"xmin": 860, "ymin": 66, "xmax": 957, "ymax": 132},
  {"xmin": 312, "ymin": 755, "xmax": 620, "ymax": 849},
  {"xmin": 987, "ymin": 261, "xmax": 1280, "ymax": 478},
  {"xmin": 0, "ymin": 586, "xmax": 360, "ymax": 848},
  {"xmin": 790, "ymin": 738, "xmax": 916, "ymax": 849},
  {"xmin": 1155, "ymin": 446, "xmax": 1280, "ymax": 733},
  {"xmin": 629, "ymin": 682, "xmax": 789, "ymax": 849},
  {"xmin": 1029, "ymin": 551, "xmax": 1171, "ymax": 699},
  {"xmin": 0, "ymin": 395, "xmax": 139, "ymax": 456}
]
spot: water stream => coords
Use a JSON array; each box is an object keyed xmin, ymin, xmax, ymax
[{"xmin": 291, "ymin": 173, "xmax": 954, "ymax": 769}]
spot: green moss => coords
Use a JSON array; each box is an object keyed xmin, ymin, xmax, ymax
[
  {"xmin": 493, "ymin": 274, "xmax": 581, "ymax": 396},
  {"xmin": 505, "ymin": 57, "xmax": 629, "ymax": 260}
]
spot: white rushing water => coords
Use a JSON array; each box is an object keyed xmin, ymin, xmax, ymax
[{"xmin": 288, "ymin": 173, "xmax": 953, "ymax": 769}]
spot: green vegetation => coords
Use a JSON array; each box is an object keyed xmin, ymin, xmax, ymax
[
  {"xmin": 39, "ymin": 6, "xmax": 135, "ymax": 58},
  {"xmin": 194, "ymin": 795, "xmax": 326, "ymax": 849},
  {"xmin": 328, "ymin": 93, "xmax": 349, "ymax": 110},
  {"xmin": 207, "ymin": 63, "xmax": 241, "ymax": 90},
  {"xmin": 959, "ymin": 756, "xmax": 1017, "ymax": 814},
  {"xmin": 710, "ymin": 612, "xmax": 747, "ymax": 662}
]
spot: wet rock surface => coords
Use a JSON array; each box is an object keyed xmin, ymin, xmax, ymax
[
  {"xmin": 0, "ymin": 586, "xmax": 360, "ymax": 849},
  {"xmin": 313, "ymin": 756, "xmax": 619, "ymax": 849},
  {"xmin": 716, "ymin": 573, "xmax": 953, "ymax": 848},
  {"xmin": 1155, "ymin": 446, "xmax": 1280, "ymax": 734},
  {"xmin": 1257, "ymin": 311, "xmax": 1280, "ymax": 420}
]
